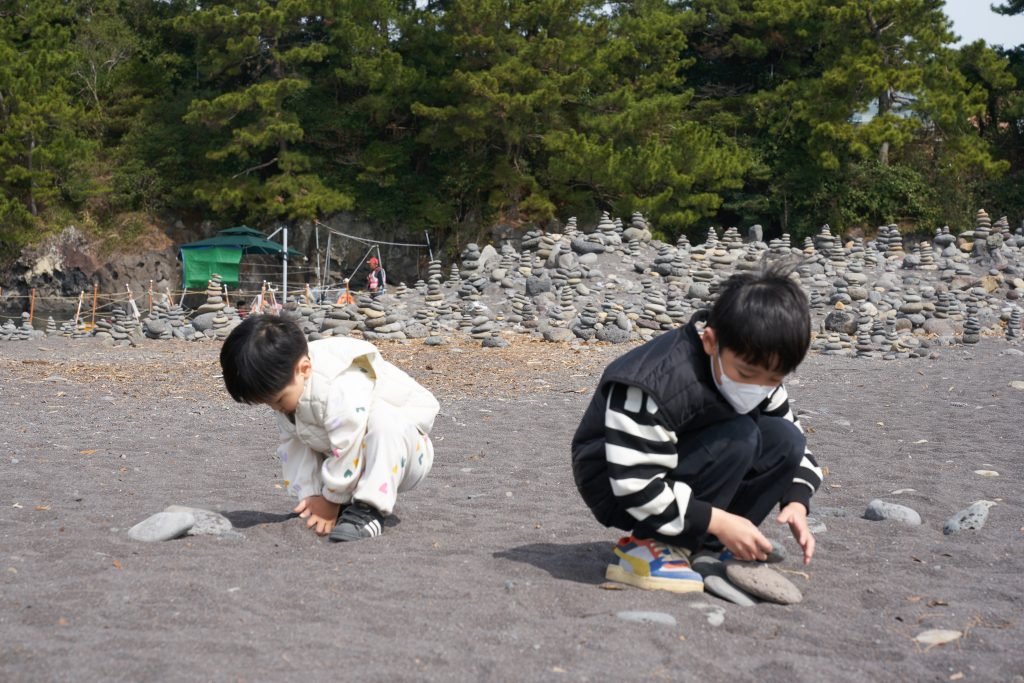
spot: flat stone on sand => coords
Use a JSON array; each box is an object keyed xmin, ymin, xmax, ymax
[
  {"xmin": 128, "ymin": 511, "xmax": 195, "ymax": 542},
  {"xmin": 863, "ymin": 499, "xmax": 922, "ymax": 525},
  {"xmin": 724, "ymin": 562, "xmax": 803, "ymax": 605},
  {"xmin": 615, "ymin": 611, "xmax": 677, "ymax": 627},
  {"xmin": 691, "ymin": 552, "xmax": 757, "ymax": 607},
  {"xmin": 943, "ymin": 500, "xmax": 997, "ymax": 535},
  {"xmin": 164, "ymin": 505, "xmax": 233, "ymax": 536}
]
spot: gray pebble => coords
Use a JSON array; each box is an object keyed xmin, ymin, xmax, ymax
[
  {"xmin": 863, "ymin": 499, "xmax": 922, "ymax": 526},
  {"xmin": 615, "ymin": 611, "xmax": 677, "ymax": 627},
  {"xmin": 943, "ymin": 500, "xmax": 997, "ymax": 535},
  {"xmin": 127, "ymin": 511, "xmax": 195, "ymax": 542},
  {"xmin": 765, "ymin": 540, "xmax": 785, "ymax": 564},
  {"xmin": 806, "ymin": 517, "xmax": 827, "ymax": 534}
]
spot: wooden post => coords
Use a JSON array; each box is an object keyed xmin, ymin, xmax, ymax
[
  {"xmin": 305, "ymin": 283, "xmax": 313, "ymax": 305},
  {"xmin": 223, "ymin": 283, "xmax": 230, "ymax": 308},
  {"xmin": 179, "ymin": 287, "xmax": 187, "ymax": 307},
  {"xmin": 126, "ymin": 284, "xmax": 141, "ymax": 320},
  {"xmin": 74, "ymin": 291, "xmax": 84, "ymax": 325},
  {"xmin": 91, "ymin": 283, "xmax": 98, "ymax": 326},
  {"xmin": 148, "ymin": 280, "xmax": 154, "ymax": 314},
  {"xmin": 29, "ymin": 288, "xmax": 36, "ymax": 324}
]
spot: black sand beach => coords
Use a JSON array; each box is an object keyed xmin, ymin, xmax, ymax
[{"xmin": 1, "ymin": 337, "xmax": 1022, "ymax": 682}]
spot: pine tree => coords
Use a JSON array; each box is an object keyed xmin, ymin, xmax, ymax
[
  {"xmin": 177, "ymin": 0, "xmax": 353, "ymax": 222},
  {"xmin": 0, "ymin": 2, "xmax": 92, "ymax": 224}
]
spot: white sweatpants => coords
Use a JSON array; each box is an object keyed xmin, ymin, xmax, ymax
[{"xmin": 351, "ymin": 399, "xmax": 434, "ymax": 515}]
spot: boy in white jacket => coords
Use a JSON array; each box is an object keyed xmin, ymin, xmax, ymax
[{"xmin": 220, "ymin": 315, "xmax": 439, "ymax": 541}]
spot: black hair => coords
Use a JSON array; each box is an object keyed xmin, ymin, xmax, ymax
[
  {"xmin": 707, "ymin": 258, "xmax": 810, "ymax": 375},
  {"xmin": 219, "ymin": 315, "xmax": 308, "ymax": 404}
]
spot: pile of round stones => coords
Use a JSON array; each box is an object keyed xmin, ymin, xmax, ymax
[{"xmin": 4, "ymin": 208, "xmax": 1023, "ymax": 355}]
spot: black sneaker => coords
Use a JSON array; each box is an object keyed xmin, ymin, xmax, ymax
[{"xmin": 329, "ymin": 502, "xmax": 385, "ymax": 542}]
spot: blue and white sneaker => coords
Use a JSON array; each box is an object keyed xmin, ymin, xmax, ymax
[{"xmin": 605, "ymin": 536, "xmax": 704, "ymax": 593}]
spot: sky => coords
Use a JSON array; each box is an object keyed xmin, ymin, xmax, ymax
[{"xmin": 943, "ymin": 0, "xmax": 1024, "ymax": 48}]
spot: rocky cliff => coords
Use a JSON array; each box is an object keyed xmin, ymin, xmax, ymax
[{"xmin": 0, "ymin": 214, "xmax": 463, "ymax": 322}]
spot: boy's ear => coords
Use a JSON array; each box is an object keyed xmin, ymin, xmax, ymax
[
  {"xmin": 700, "ymin": 326, "xmax": 717, "ymax": 356},
  {"xmin": 297, "ymin": 356, "xmax": 312, "ymax": 379}
]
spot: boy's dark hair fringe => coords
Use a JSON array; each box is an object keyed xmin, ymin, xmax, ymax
[
  {"xmin": 219, "ymin": 315, "xmax": 309, "ymax": 404},
  {"xmin": 707, "ymin": 256, "xmax": 811, "ymax": 375}
]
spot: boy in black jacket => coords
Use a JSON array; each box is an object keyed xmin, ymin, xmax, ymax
[{"xmin": 571, "ymin": 261, "xmax": 822, "ymax": 593}]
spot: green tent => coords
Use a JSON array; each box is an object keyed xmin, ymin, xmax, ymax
[{"xmin": 178, "ymin": 226, "xmax": 303, "ymax": 289}]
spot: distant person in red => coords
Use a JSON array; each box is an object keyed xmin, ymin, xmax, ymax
[{"xmin": 366, "ymin": 256, "xmax": 386, "ymax": 295}]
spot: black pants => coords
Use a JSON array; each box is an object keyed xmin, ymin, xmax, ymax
[{"xmin": 641, "ymin": 415, "xmax": 805, "ymax": 552}]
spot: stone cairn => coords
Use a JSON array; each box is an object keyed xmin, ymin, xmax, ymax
[
  {"xmin": 8, "ymin": 208, "xmax": 1024, "ymax": 358},
  {"xmin": 1007, "ymin": 307, "xmax": 1022, "ymax": 341},
  {"xmin": 971, "ymin": 209, "xmax": 992, "ymax": 260},
  {"xmin": 195, "ymin": 275, "xmax": 227, "ymax": 315},
  {"xmin": 962, "ymin": 293, "xmax": 982, "ymax": 344}
]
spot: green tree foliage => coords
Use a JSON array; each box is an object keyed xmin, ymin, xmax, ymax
[
  {"xmin": 177, "ymin": 0, "xmax": 353, "ymax": 223},
  {"xmin": 688, "ymin": 0, "xmax": 1012, "ymax": 236},
  {"xmin": 0, "ymin": 1, "xmax": 92, "ymax": 237},
  {"xmin": 544, "ymin": 1, "xmax": 752, "ymax": 235},
  {"xmin": 1, "ymin": 0, "xmax": 1022, "ymax": 257},
  {"xmin": 412, "ymin": 0, "xmax": 598, "ymax": 226},
  {"xmin": 992, "ymin": 0, "xmax": 1024, "ymax": 16}
]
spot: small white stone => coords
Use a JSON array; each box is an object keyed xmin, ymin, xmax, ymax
[{"xmin": 616, "ymin": 611, "xmax": 677, "ymax": 627}]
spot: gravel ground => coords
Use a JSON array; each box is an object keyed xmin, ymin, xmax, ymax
[{"xmin": 1, "ymin": 336, "xmax": 1022, "ymax": 682}]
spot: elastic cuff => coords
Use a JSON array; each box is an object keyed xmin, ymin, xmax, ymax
[
  {"xmin": 321, "ymin": 488, "xmax": 350, "ymax": 505},
  {"xmin": 781, "ymin": 485, "xmax": 812, "ymax": 514},
  {"xmin": 686, "ymin": 499, "xmax": 713, "ymax": 537}
]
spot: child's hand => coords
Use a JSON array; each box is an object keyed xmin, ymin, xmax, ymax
[
  {"xmin": 708, "ymin": 508, "xmax": 774, "ymax": 561},
  {"xmin": 777, "ymin": 502, "xmax": 815, "ymax": 565},
  {"xmin": 293, "ymin": 496, "xmax": 341, "ymax": 536}
]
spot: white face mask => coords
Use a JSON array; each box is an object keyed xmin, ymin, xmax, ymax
[{"xmin": 711, "ymin": 348, "xmax": 777, "ymax": 414}]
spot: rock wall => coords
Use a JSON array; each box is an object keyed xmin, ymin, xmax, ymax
[
  {"xmin": 0, "ymin": 226, "xmax": 178, "ymax": 321},
  {"xmin": 0, "ymin": 214, "xmax": 450, "ymax": 321}
]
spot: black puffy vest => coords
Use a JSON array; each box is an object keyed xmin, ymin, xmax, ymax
[{"xmin": 570, "ymin": 313, "xmax": 737, "ymax": 529}]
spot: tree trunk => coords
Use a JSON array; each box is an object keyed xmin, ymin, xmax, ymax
[
  {"xmin": 28, "ymin": 134, "xmax": 37, "ymax": 216},
  {"xmin": 878, "ymin": 88, "xmax": 891, "ymax": 166}
]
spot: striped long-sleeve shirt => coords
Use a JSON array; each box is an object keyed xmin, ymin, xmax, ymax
[{"xmin": 604, "ymin": 381, "xmax": 823, "ymax": 539}]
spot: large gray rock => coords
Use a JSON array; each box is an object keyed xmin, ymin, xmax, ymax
[
  {"xmin": 571, "ymin": 238, "xmax": 605, "ymax": 255},
  {"xmin": 478, "ymin": 244, "xmax": 499, "ymax": 270},
  {"xmin": 864, "ymin": 499, "xmax": 922, "ymax": 525},
  {"xmin": 190, "ymin": 312, "xmax": 218, "ymax": 332},
  {"xmin": 943, "ymin": 500, "xmax": 996, "ymax": 535},
  {"xmin": 128, "ymin": 511, "xmax": 195, "ymax": 542},
  {"xmin": 691, "ymin": 553, "xmax": 757, "ymax": 607},
  {"xmin": 724, "ymin": 562, "xmax": 803, "ymax": 605},
  {"xmin": 596, "ymin": 325, "xmax": 632, "ymax": 344},
  {"xmin": 163, "ymin": 505, "xmax": 233, "ymax": 536},
  {"xmin": 542, "ymin": 327, "xmax": 574, "ymax": 343},
  {"xmin": 525, "ymin": 275, "xmax": 552, "ymax": 296},
  {"xmin": 824, "ymin": 309, "xmax": 858, "ymax": 335}
]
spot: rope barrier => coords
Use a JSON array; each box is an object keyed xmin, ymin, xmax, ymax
[{"xmin": 312, "ymin": 220, "xmax": 432, "ymax": 249}]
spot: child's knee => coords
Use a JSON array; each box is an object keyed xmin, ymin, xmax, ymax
[
  {"xmin": 721, "ymin": 415, "xmax": 760, "ymax": 459},
  {"xmin": 760, "ymin": 417, "xmax": 806, "ymax": 467}
]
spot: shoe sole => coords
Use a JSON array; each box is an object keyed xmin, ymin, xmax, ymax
[{"xmin": 605, "ymin": 564, "xmax": 704, "ymax": 593}]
